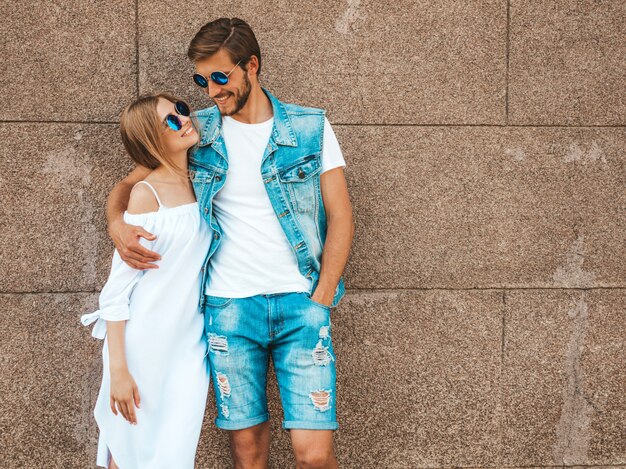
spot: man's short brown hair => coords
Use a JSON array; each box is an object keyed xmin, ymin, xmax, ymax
[{"xmin": 187, "ymin": 18, "xmax": 262, "ymax": 77}]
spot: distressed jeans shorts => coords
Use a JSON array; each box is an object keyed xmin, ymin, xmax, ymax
[{"xmin": 203, "ymin": 291, "xmax": 338, "ymax": 431}]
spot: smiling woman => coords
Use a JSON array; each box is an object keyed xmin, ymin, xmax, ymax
[
  {"xmin": 119, "ymin": 93, "xmax": 198, "ymax": 178},
  {"xmin": 81, "ymin": 92, "xmax": 210, "ymax": 469}
]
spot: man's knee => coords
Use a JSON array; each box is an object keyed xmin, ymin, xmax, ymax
[
  {"xmin": 228, "ymin": 423, "xmax": 270, "ymax": 466},
  {"xmin": 294, "ymin": 446, "xmax": 334, "ymax": 469}
]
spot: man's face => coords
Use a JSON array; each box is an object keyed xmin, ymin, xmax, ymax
[{"xmin": 194, "ymin": 48, "xmax": 252, "ymax": 117}]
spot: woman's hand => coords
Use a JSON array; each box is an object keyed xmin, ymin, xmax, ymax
[{"xmin": 110, "ymin": 368, "xmax": 141, "ymax": 425}]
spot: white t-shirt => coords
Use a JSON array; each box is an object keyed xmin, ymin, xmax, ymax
[{"xmin": 204, "ymin": 115, "xmax": 346, "ymax": 297}]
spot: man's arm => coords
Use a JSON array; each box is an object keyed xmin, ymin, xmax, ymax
[
  {"xmin": 311, "ymin": 167, "xmax": 354, "ymax": 307},
  {"xmin": 106, "ymin": 165, "xmax": 161, "ymax": 269}
]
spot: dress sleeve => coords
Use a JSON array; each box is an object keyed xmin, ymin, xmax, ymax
[{"xmin": 80, "ymin": 214, "xmax": 156, "ymax": 339}]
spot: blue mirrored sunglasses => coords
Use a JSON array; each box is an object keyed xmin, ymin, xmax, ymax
[
  {"xmin": 192, "ymin": 60, "xmax": 242, "ymax": 88},
  {"xmin": 164, "ymin": 101, "xmax": 191, "ymax": 131}
]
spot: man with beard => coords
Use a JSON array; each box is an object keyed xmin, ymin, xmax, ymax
[{"xmin": 106, "ymin": 17, "xmax": 353, "ymax": 469}]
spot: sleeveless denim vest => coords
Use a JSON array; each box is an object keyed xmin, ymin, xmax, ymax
[{"xmin": 189, "ymin": 87, "xmax": 346, "ymax": 309}]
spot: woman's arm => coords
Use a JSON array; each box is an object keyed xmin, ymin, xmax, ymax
[
  {"xmin": 106, "ymin": 320, "xmax": 140, "ymax": 425},
  {"xmin": 82, "ymin": 183, "xmax": 161, "ymax": 423},
  {"xmin": 107, "ymin": 165, "xmax": 162, "ymax": 270},
  {"xmin": 81, "ymin": 183, "xmax": 161, "ymax": 337}
]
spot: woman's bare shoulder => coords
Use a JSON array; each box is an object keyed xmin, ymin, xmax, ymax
[{"xmin": 127, "ymin": 182, "xmax": 160, "ymax": 215}]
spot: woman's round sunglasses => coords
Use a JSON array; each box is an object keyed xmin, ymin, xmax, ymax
[
  {"xmin": 164, "ymin": 101, "xmax": 191, "ymax": 131},
  {"xmin": 192, "ymin": 60, "xmax": 241, "ymax": 88}
]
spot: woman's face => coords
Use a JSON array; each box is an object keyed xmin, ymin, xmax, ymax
[{"xmin": 156, "ymin": 98, "xmax": 198, "ymax": 154}]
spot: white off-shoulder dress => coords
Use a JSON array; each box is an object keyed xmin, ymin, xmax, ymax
[{"xmin": 81, "ymin": 181, "xmax": 211, "ymax": 469}]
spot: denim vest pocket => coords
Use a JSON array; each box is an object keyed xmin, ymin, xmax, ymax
[
  {"xmin": 278, "ymin": 155, "xmax": 321, "ymax": 213},
  {"xmin": 189, "ymin": 170, "xmax": 214, "ymax": 203}
]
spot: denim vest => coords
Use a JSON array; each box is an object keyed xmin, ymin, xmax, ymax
[{"xmin": 188, "ymin": 87, "xmax": 346, "ymax": 309}]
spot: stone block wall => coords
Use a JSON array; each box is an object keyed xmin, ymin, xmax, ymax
[{"xmin": 1, "ymin": 1, "xmax": 624, "ymax": 467}]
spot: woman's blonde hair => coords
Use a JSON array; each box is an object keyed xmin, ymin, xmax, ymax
[{"xmin": 119, "ymin": 93, "xmax": 192, "ymax": 177}]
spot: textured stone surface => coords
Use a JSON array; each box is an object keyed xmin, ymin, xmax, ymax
[
  {"xmin": 0, "ymin": 294, "xmax": 101, "ymax": 468},
  {"xmin": 0, "ymin": 123, "xmax": 132, "ymax": 292},
  {"xmin": 0, "ymin": 0, "xmax": 136, "ymax": 122},
  {"xmin": 339, "ymin": 125, "xmax": 626, "ymax": 289},
  {"xmin": 139, "ymin": 0, "xmax": 506, "ymax": 124},
  {"xmin": 330, "ymin": 290, "xmax": 503, "ymax": 467},
  {"xmin": 509, "ymin": 1, "xmax": 626, "ymax": 125},
  {"xmin": 1, "ymin": 1, "xmax": 625, "ymax": 467},
  {"xmin": 503, "ymin": 289, "xmax": 626, "ymax": 466},
  {"xmin": 0, "ymin": 290, "xmax": 504, "ymax": 468},
  {"xmin": 3, "ymin": 125, "xmax": 624, "ymax": 293}
]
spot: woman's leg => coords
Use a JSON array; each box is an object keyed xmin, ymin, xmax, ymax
[{"xmin": 108, "ymin": 455, "xmax": 119, "ymax": 469}]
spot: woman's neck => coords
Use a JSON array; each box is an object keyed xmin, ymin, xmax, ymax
[{"xmin": 151, "ymin": 151, "xmax": 188, "ymax": 183}]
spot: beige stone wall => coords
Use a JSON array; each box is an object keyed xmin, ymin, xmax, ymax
[{"xmin": 1, "ymin": 1, "xmax": 624, "ymax": 467}]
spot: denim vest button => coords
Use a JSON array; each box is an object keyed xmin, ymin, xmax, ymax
[
  {"xmin": 298, "ymin": 168, "xmax": 305, "ymax": 179},
  {"xmin": 204, "ymin": 207, "xmax": 209, "ymax": 214},
  {"xmin": 215, "ymin": 175, "xmax": 222, "ymax": 181},
  {"xmin": 214, "ymin": 232, "xmax": 220, "ymax": 240}
]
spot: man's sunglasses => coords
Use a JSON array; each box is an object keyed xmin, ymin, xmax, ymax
[
  {"xmin": 164, "ymin": 101, "xmax": 191, "ymax": 131},
  {"xmin": 192, "ymin": 60, "xmax": 242, "ymax": 88}
]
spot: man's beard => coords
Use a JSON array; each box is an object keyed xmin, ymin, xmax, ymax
[{"xmin": 220, "ymin": 72, "xmax": 252, "ymax": 116}]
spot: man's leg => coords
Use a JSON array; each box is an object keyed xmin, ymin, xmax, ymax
[
  {"xmin": 228, "ymin": 421, "xmax": 271, "ymax": 469},
  {"xmin": 271, "ymin": 292, "xmax": 340, "ymax": 469},
  {"xmin": 204, "ymin": 294, "xmax": 272, "ymax": 469},
  {"xmin": 290, "ymin": 430, "xmax": 339, "ymax": 469}
]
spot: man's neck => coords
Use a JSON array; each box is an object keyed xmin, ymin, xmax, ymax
[{"xmin": 228, "ymin": 85, "xmax": 273, "ymax": 124}]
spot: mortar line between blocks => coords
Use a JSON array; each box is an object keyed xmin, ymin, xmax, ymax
[
  {"xmin": 1, "ymin": 121, "xmax": 624, "ymax": 128},
  {"xmin": 2, "ymin": 286, "xmax": 625, "ymax": 295},
  {"xmin": 135, "ymin": 0, "xmax": 140, "ymax": 97},
  {"xmin": 505, "ymin": 0, "xmax": 511, "ymax": 125},
  {"xmin": 500, "ymin": 289, "xmax": 506, "ymax": 466}
]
